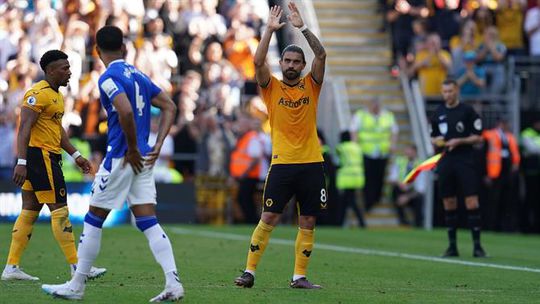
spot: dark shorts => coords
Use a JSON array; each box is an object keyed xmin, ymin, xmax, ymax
[
  {"xmin": 436, "ymin": 155, "xmax": 478, "ymax": 199},
  {"xmin": 262, "ymin": 162, "xmax": 327, "ymax": 216},
  {"xmin": 21, "ymin": 147, "xmax": 67, "ymax": 204}
]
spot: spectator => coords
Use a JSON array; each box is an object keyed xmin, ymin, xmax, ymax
[
  {"xmin": 456, "ymin": 51, "xmax": 486, "ymax": 97},
  {"xmin": 496, "ymin": 0, "xmax": 526, "ymax": 56},
  {"xmin": 335, "ymin": 131, "xmax": 366, "ymax": 228},
  {"xmin": 388, "ymin": 145, "xmax": 425, "ymax": 227},
  {"xmin": 472, "ymin": 4, "xmax": 496, "ymax": 35},
  {"xmin": 411, "ymin": 18, "xmax": 430, "ymax": 55},
  {"xmin": 481, "ymin": 117, "xmax": 520, "ymax": 231},
  {"xmin": 520, "ymin": 119, "xmax": 540, "ymax": 232},
  {"xmin": 223, "ymin": 22, "xmax": 258, "ymax": 82},
  {"xmin": 476, "ymin": 26, "xmax": 507, "ymax": 94},
  {"xmin": 387, "ymin": 0, "xmax": 429, "ymax": 66},
  {"xmin": 450, "ymin": 20, "xmax": 481, "ymax": 74},
  {"xmin": 409, "ymin": 33, "xmax": 452, "ymax": 97},
  {"xmin": 350, "ymin": 97, "xmax": 398, "ymax": 211},
  {"xmin": 524, "ymin": 0, "xmax": 540, "ymax": 56},
  {"xmin": 428, "ymin": 0, "xmax": 461, "ymax": 49},
  {"xmin": 230, "ymin": 116, "xmax": 265, "ymax": 224}
]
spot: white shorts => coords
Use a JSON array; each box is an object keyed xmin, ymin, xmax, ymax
[{"xmin": 90, "ymin": 157, "xmax": 156, "ymax": 210}]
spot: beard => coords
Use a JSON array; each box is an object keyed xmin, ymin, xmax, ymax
[{"xmin": 283, "ymin": 69, "xmax": 301, "ymax": 80}]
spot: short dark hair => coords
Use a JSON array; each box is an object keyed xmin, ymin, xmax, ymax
[
  {"xmin": 39, "ymin": 50, "xmax": 68, "ymax": 72},
  {"xmin": 281, "ymin": 44, "xmax": 305, "ymax": 63},
  {"xmin": 96, "ymin": 25, "xmax": 124, "ymax": 52},
  {"xmin": 442, "ymin": 78, "xmax": 458, "ymax": 87}
]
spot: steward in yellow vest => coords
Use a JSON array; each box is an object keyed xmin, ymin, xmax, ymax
[{"xmin": 336, "ymin": 132, "xmax": 365, "ymax": 227}]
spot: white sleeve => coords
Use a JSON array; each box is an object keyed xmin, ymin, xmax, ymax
[{"xmin": 246, "ymin": 138, "xmax": 263, "ymax": 158}]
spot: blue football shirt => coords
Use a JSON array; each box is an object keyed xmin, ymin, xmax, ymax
[{"xmin": 98, "ymin": 59, "xmax": 161, "ymax": 171}]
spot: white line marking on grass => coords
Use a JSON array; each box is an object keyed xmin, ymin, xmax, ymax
[{"xmin": 169, "ymin": 228, "xmax": 540, "ymax": 274}]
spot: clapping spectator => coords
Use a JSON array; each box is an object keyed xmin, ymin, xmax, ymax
[
  {"xmin": 409, "ymin": 33, "xmax": 452, "ymax": 97},
  {"xmin": 524, "ymin": 0, "xmax": 540, "ymax": 56},
  {"xmin": 456, "ymin": 51, "xmax": 486, "ymax": 97},
  {"xmin": 476, "ymin": 26, "xmax": 507, "ymax": 94},
  {"xmin": 496, "ymin": 0, "xmax": 526, "ymax": 56},
  {"xmin": 450, "ymin": 20, "xmax": 481, "ymax": 74}
]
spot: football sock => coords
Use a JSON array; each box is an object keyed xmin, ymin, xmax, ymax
[
  {"xmin": 293, "ymin": 228, "xmax": 314, "ymax": 278},
  {"xmin": 71, "ymin": 212, "xmax": 105, "ymax": 290},
  {"xmin": 6, "ymin": 209, "xmax": 39, "ymax": 265},
  {"xmin": 51, "ymin": 206, "xmax": 77, "ymax": 264},
  {"xmin": 467, "ymin": 208, "xmax": 482, "ymax": 247},
  {"xmin": 445, "ymin": 209, "xmax": 458, "ymax": 247},
  {"xmin": 245, "ymin": 220, "xmax": 274, "ymax": 273},
  {"xmin": 136, "ymin": 216, "xmax": 179, "ymax": 287}
]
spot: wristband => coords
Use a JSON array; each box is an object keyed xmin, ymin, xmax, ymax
[
  {"xmin": 298, "ymin": 24, "xmax": 308, "ymax": 32},
  {"xmin": 71, "ymin": 151, "xmax": 82, "ymax": 159},
  {"xmin": 17, "ymin": 159, "xmax": 27, "ymax": 166}
]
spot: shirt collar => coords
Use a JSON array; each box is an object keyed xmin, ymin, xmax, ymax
[{"xmin": 108, "ymin": 59, "xmax": 125, "ymax": 68}]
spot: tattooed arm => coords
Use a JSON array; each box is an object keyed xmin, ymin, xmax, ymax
[{"xmin": 287, "ymin": 1, "xmax": 326, "ymax": 84}]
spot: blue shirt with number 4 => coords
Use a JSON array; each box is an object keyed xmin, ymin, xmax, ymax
[{"xmin": 98, "ymin": 59, "xmax": 161, "ymax": 170}]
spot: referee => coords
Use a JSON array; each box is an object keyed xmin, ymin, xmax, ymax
[{"xmin": 430, "ymin": 79, "xmax": 487, "ymax": 258}]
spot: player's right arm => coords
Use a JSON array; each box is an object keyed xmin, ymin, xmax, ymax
[
  {"xmin": 254, "ymin": 5, "xmax": 285, "ymax": 87},
  {"xmin": 113, "ymin": 93, "xmax": 144, "ymax": 174},
  {"xmin": 13, "ymin": 107, "xmax": 39, "ymax": 187}
]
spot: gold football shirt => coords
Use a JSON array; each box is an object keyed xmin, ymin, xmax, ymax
[
  {"xmin": 21, "ymin": 80, "xmax": 64, "ymax": 154},
  {"xmin": 260, "ymin": 72, "xmax": 323, "ymax": 165}
]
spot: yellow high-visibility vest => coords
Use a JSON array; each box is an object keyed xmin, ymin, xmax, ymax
[
  {"xmin": 336, "ymin": 141, "xmax": 364, "ymax": 189},
  {"xmin": 356, "ymin": 110, "xmax": 395, "ymax": 157}
]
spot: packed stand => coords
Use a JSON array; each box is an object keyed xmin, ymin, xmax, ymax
[
  {"xmin": 0, "ymin": 0, "xmax": 275, "ymax": 224},
  {"xmin": 385, "ymin": 0, "xmax": 540, "ymax": 233}
]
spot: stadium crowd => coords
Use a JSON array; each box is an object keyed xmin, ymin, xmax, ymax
[
  {"xmin": 0, "ymin": 0, "xmax": 539, "ymax": 233},
  {"xmin": 386, "ymin": 0, "xmax": 540, "ymax": 233},
  {"xmin": 387, "ymin": 0, "xmax": 540, "ymax": 98},
  {"xmin": 0, "ymin": 0, "xmax": 274, "ymax": 224}
]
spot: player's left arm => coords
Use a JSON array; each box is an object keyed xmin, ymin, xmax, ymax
[
  {"xmin": 146, "ymin": 91, "xmax": 177, "ymax": 167},
  {"xmin": 288, "ymin": 1, "xmax": 326, "ymax": 84},
  {"xmin": 60, "ymin": 127, "xmax": 91, "ymax": 174}
]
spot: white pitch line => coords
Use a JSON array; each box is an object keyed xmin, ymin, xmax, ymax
[{"xmin": 169, "ymin": 227, "xmax": 540, "ymax": 274}]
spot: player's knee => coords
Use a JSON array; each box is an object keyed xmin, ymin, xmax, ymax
[
  {"xmin": 85, "ymin": 211, "xmax": 106, "ymax": 228},
  {"xmin": 464, "ymin": 196, "xmax": 479, "ymax": 210},
  {"xmin": 298, "ymin": 216, "xmax": 316, "ymax": 230},
  {"xmin": 443, "ymin": 197, "xmax": 458, "ymax": 210},
  {"xmin": 260, "ymin": 212, "xmax": 280, "ymax": 227},
  {"xmin": 135, "ymin": 216, "xmax": 158, "ymax": 232}
]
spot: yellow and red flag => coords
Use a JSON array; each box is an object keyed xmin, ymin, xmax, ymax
[{"xmin": 402, "ymin": 153, "xmax": 443, "ymax": 184}]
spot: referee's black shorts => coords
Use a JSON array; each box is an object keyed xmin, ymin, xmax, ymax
[
  {"xmin": 436, "ymin": 154, "xmax": 478, "ymax": 199},
  {"xmin": 262, "ymin": 162, "xmax": 327, "ymax": 216},
  {"xmin": 22, "ymin": 146, "xmax": 67, "ymax": 204}
]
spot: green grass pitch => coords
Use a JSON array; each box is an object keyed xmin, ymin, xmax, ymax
[{"xmin": 1, "ymin": 224, "xmax": 540, "ymax": 303}]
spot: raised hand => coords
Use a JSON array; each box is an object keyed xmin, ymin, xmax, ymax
[
  {"xmin": 287, "ymin": 1, "xmax": 304, "ymax": 28},
  {"xmin": 267, "ymin": 5, "xmax": 286, "ymax": 32}
]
